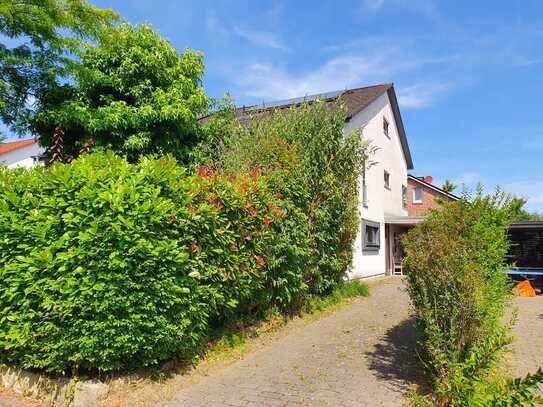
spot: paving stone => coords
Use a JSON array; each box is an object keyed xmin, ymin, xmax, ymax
[{"xmin": 163, "ymin": 279, "xmax": 421, "ymax": 406}]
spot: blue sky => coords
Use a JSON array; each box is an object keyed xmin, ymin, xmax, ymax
[{"xmin": 9, "ymin": 1, "xmax": 543, "ymax": 210}]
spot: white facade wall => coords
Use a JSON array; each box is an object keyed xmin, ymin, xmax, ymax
[
  {"xmin": 344, "ymin": 92, "xmax": 409, "ymax": 279},
  {"xmin": 0, "ymin": 144, "xmax": 43, "ymax": 169}
]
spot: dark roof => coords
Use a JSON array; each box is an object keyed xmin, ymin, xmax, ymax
[
  {"xmin": 407, "ymin": 174, "xmax": 460, "ymax": 200},
  {"xmin": 230, "ymin": 84, "xmax": 414, "ymax": 170},
  {"xmin": 510, "ymin": 221, "xmax": 543, "ymax": 230}
]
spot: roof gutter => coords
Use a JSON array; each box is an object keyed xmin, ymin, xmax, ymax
[{"xmin": 387, "ymin": 86, "xmax": 414, "ymax": 170}]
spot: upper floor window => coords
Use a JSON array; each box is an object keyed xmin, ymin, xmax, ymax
[
  {"xmin": 402, "ymin": 185, "xmax": 407, "ymax": 208},
  {"xmin": 384, "ymin": 170, "xmax": 390, "ymax": 190},
  {"xmin": 383, "ymin": 117, "xmax": 390, "ymax": 138},
  {"xmin": 413, "ymin": 187, "xmax": 422, "ymax": 203}
]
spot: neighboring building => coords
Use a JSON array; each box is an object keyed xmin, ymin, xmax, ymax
[
  {"xmin": 406, "ymin": 174, "xmax": 459, "ymax": 216},
  {"xmin": 0, "ymin": 139, "xmax": 43, "ymax": 168},
  {"xmin": 236, "ymin": 83, "xmax": 414, "ymax": 279}
]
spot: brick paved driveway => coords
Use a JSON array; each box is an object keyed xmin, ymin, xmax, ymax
[{"xmin": 164, "ymin": 278, "xmax": 422, "ymax": 407}]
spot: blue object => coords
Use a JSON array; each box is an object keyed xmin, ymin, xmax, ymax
[{"xmin": 506, "ymin": 268, "xmax": 543, "ymax": 276}]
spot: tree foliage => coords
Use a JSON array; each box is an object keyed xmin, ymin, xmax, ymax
[
  {"xmin": 0, "ymin": 0, "xmax": 117, "ymax": 136},
  {"xmin": 32, "ymin": 23, "xmax": 209, "ymax": 163},
  {"xmin": 441, "ymin": 179, "xmax": 457, "ymax": 194},
  {"xmin": 403, "ymin": 191, "xmax": 543, "ymax": 406}
]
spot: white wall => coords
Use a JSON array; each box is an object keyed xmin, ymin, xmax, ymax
[
  {"xmin": 345, "ymin": 92, "xmax": 409, "ymax": 279},
  {"xmin": 0, "ymin": 144, "xmax": 43, "ymax": 169}
]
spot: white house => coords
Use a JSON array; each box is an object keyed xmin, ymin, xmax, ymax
[
  {"xmin": 0, "ymin": 139, "xmax": 43, "ymax": 168},
  {"xmin": 237, "ymin": 84, "xmax": 415, "ymax": 278}
]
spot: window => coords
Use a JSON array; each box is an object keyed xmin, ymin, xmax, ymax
[
  {"xmin": 362, "ymin": 219, "xmax": 380, "ymax": 251},
  {"xmin": 362, "ymin": 172, "xmax": 368, "ymax": 207},
  {"xmin": 413, "ymin": 187, "xmax": 422, "ymax": 203},
  {"xmin": 383, "ymin": 117, "xmax": 390, "ymax": 138},
  {"xmin": 384, "ymin": 170, "xmax": 390, "ymax": 190},
  {"xmin": 402, "ymin": 185, "xmax": 407, "ymax": 208}
]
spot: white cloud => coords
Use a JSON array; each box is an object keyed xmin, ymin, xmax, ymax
[
  {"xmin": 398, "ymin": 82, "xmax": 452, "ymax": 108},
  {"xmin": 238, "ymin": 54, "xmax": 393, "ymax": 100},
  {"xmin": 232, "ymin": 26, "xmax": 287, "ymax": 51},
  {"xmin": 235, "ymin": 45, "xmax": 452, "ymax": 104}
]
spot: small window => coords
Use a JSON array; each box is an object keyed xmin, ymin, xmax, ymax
[
  {"xmin": 362, "ymin": 172, "xmax": 368, "ymax": 207},
  {"xmin": 413, "ymin": 187, "xmax": 422, "ymax": 203},
  {"xmin": 384, "ymin": 170, "xmax": 390, "ymax": 190},
  {"xmin": 383, "ymin": 117, "xmax": 390, "ymax": 138},
  {"xmin": 363, "ymin": 219, "xmax": 380, "ymax": 251},
  {"xmin": 402, "ymin": 185, "xmax": 407, "ymax": 208}
]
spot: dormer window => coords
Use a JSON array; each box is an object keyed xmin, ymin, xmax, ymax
[{"xmin": 383, "ymin": 117, "xmax": 390, "ymax": 138}]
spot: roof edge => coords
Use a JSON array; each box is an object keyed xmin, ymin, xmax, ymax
[
  {"xmin": 386, "ymin": 86, "xmax": 414, "ymax": 170},
  {"xmin": 408, "ymin": 174, "xmax": 460, "ymax": 200}
]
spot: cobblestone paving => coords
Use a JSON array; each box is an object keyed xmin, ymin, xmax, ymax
[
  {"xmin": 164, "ymin": 278, "xmax": 423, "ymax": 407},
  {"xmin": 511, "ymin": 294, "xmax": 543, "ymax": 377}
]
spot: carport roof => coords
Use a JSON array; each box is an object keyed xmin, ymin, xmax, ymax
[
  {"xmin": 510, "ymin": 221, "xmax": 543, "ymax": 229},
  {"xmin": 385, "ymin": 215, "xmax": 426, "ymax": 225}
]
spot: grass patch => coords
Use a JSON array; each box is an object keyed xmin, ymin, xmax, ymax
[{"xmin": 304, "ymin": 280, "xmax": 370, "ymax": 313}]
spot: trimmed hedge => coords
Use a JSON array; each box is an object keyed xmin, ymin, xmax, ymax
[{"xmin": 0, "ymin": 152, "xmax": 310, "ymax": 373}]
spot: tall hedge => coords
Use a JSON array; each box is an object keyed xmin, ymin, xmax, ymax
[
  {"xmin": 214, "ymin": 101, "xmax": 372, "ymax": 294},
  {"xmin": 0, "ymin": 152, "xmax": 310, "ymax": 373}
]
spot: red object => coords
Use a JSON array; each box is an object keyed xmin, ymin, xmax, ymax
[
  {"xmin": 0, "ymin": 139, "xmax": 36, "ymax": 155},
  {"xmin": 423, "ymin": 175, "xmax": 433, "ymax": 184},
  {"xmin": 256, "ymin": 255, "xmax": 265, "ymax": 267},
  {"xmin": 198, "ymin": 166, "xmax": 206, "ymax": 177},
  {"xmin": 263, "ymin": 216, "xmax": 273, "ymax": 227},
  {"xmin": 191, "ymin": 242, "xmax": 198, "ymax": 253}
]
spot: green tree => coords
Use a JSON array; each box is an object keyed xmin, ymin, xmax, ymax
[
  {"xmin": 441, "ymin": 179, "xmax": 457, "ymax": 193},
  {"xmin": 508, "ymin": 196, "xmax": 543, "ymax": 222},
  {"xmin": 32, "ymin": 23, "xmax": 209, "ymax": 163},
  {"xmin": 0, "ymin": 0, "xmax": 117, "ymax": 137}
]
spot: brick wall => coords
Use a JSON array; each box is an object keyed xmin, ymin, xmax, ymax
[{"xmin": 407, "ymin": 177, "xmax": 453, "ymax": 216}]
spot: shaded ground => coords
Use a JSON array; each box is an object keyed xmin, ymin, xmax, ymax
[{"xmin": 164, "ymin": 278, "xmax": 422, "ymax": 407}]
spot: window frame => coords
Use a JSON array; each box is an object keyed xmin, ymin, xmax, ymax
[
  {"xmin": 384, "ymin": 170, "xmax": 391, "ymax": 190},
  {"xmin": 413, "ymin": 187, "xmax": 423, "ymax": 204},
  {"xmin": 383, "ymin": 116, "xmax": 390, "ymax": 138},
  {"xmin": 402, "ymin": 185, "xmax": 408, "ymax": 209},
  {"xmin": 362, "ymin": 172, "xmax": 368, "ymax": 208},
  {"xmin": 362, "ymin": 219, "xmax": 381, "ymax": 251}
]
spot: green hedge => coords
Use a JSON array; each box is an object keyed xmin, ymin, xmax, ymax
[
  {"xmin": 0, "ymin": 152, "xmax": 310, "ymax": 373},
  {"xmin": 403, "ymin": 193, "xmax": 543, "ymax": 405}
]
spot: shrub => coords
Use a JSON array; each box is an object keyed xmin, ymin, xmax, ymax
[
  {"xmin": 0, "ymin": 152, "xmax": 310, "ymax": 373},
  {"xmin": 402, "ymin": 191, "xmax": 543, "ymax": 406},
  {"xmin": 213, "ymin": 101, "xmax": 373, "ymax": 294}
]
